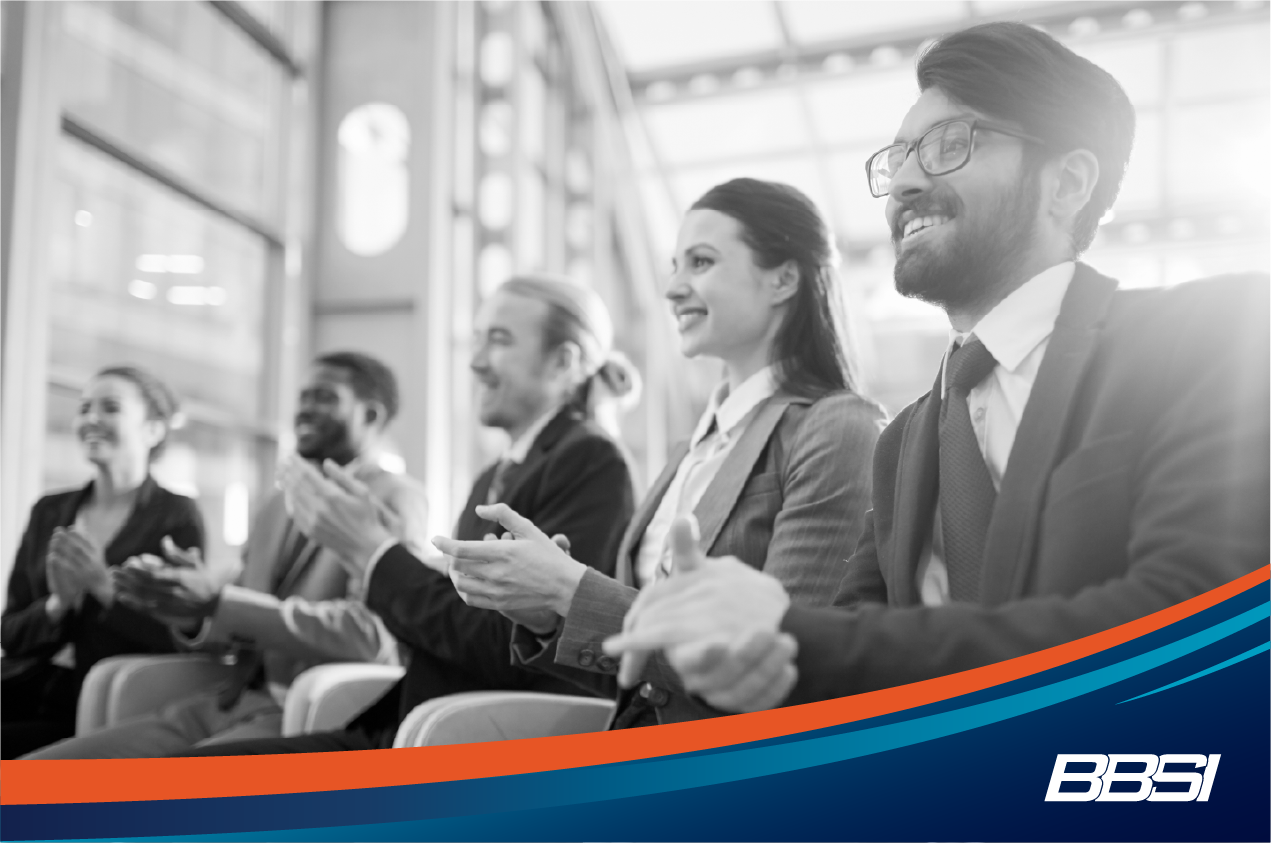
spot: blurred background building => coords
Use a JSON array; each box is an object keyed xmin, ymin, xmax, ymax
[{"xmin": 2, "ymin": 0, "xmax": 1267, "ymax": 586}]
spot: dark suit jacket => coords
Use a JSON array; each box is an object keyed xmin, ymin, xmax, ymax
[
  {"xmin": 1, "ymin": 477, "xmax": 205, "ymax": 719},
  {"xmin": 512, "ymin": 391, "xmax": 885, "ymax": 726},
  {"xmin": 783, "ymin": 267, "xmax": 1270, "ymax": 704},
  {"xmin": 352, "ymin": 407, "xmax": 635, "ymax": 745}
]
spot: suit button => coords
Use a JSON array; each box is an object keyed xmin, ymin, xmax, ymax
[
  {"xmin": 578, "ymin": 648, "xmax": 596, "ymax": 667},
  {"xmin": 639, "ymin": 683, "xmax": 670, "ymax": 707},
  {"xmin": 597, "ymin": 655, "xmax": 617, "ymax": 672}
]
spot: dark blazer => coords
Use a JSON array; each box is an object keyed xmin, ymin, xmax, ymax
[
  {"xmin": 351, "ymin": 407, "xmax": 636, "ymax": 745},
  {"xmin": 783, "ymin": 266, "xmax": 1270, "ymax": 705},
  {"xmin": 512, "ymin": 390, "xmax": 885, "ymax": 726},
  {"xmin": 1, "ymin": 477, "xmax": 205, "ymax": 718}
]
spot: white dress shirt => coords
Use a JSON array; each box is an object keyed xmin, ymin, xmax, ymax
[
  {"xmin": 918, "ymin": 261, "xmax": 1075, "ymax": 605},
  {"xmin": 635, "ymin": 366, "xmax": 778, "ymax": 586}
]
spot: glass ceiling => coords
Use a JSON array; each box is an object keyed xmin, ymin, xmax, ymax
[{"xmin": 595, "ymin": 0, "xmax": 1270, "ymax": 263}]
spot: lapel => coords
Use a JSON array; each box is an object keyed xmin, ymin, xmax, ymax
[
  {"xmin": 889, "ymin": 370, "xmax": 943, "ymax": 605},
  {"xmin": 980, "ymin": 263, "xmax": 1118, "ymax": 604},
  {"xmin": 500, "ymin": 407, "xmax": 581, "ymax": 508},
  {"xmin": 243, "ymin": 494, "xmax": 292, "ymax": 593},
  {"xmin": 613, "ymin": 441, "xmax": 689, "ymax": 587},
  {"xmin": 694, "ymin": 394, "xmax": 804, "ymax": 555},
  {"xmin": 275, "ymin": 527, "xmax": 324, "ymax": 596},
  {"xmin": 64, "ymin": 477, "xmax": 160, "ymax": 566}
]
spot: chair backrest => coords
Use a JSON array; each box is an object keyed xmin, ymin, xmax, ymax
[
  {"xmin": 282, "ymin": 662, "xmax": 406, "ymax": 736},
  {"xmin": 76, "ymin": 655, "xmax": 234, "ymax": 734},
  {"xmin": 393, "ymin": 691, "xmax": 616, "ymax": 748}
]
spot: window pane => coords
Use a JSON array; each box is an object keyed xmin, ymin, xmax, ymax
[
  {"xmin": 48, "ymin": 136, "xmax": 268, "ymax": 423},
  {"xmin": 59, "ymin": 1, "xmax": 288, "ymax": 226}
]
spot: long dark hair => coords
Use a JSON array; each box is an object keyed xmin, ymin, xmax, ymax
[{"xmin": 690, "ymin": 178, "xmax": 858, "ymax": 399}]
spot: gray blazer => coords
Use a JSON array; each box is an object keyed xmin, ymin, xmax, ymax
[
  {"xmin": 198, "ymin": 465, "xmax": 429, "ymax": 689},
  {"xmin": 512, "ymin": 389, "xmax": 885, "ymax": 726}
]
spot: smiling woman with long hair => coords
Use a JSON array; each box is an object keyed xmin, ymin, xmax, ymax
[
  {"xmin": 1, "ymin": 366, "xmax": 205, "ymax": 757},
  {"xmin": 440, "ymin": 177, "xmax": 885, "ymax": 729}
]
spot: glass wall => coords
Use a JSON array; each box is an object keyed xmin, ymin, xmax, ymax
[{"xmin": 5, "ymin": 0, "xmax": 317, "ymax": 572}]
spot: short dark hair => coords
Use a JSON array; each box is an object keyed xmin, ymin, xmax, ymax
[
  {"xmin": 691, "ymin": 178, "xmax": 858, "ymax": 399},
  {"xmin": 313, "ymin": 351, "xmax": 400, "ymax": 422},
  {"xmin": 916, "ymin": 21, "xmax": 1135, "ymax": 252},
  {"xmin": 94, "ymin": 365, "xmax": 179, "ymax": 462}
]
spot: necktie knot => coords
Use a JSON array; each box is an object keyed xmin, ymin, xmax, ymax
[{"xmin": 946, "ymin": 337, "xmax": 997, "ymax": 395}]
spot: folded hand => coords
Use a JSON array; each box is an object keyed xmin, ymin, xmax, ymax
[
  {"xmin": 434, "ymin": 503, "xmax": 587, "ymax": 623},
  {"xmin": 602, "ymin": 515, "xmax": 795, "ymax": 711}
]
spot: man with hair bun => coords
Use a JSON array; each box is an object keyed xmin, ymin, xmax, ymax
[
  {"xmin": 171, "ymin": 274, "xmax": 637, "ymax": 755},
  {"xmin": 606, "ymin": 21, "xmax": 1268, "ymax": 713},
  {"xmin": 24, "ymin": 351, "xmax": 429, "ymax": 758}
]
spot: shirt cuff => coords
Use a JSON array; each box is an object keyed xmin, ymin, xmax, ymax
[
  {"xmin": 361, "ymin": 538, "xmax": 400, "ymax": 595},
  {"xmin": 172, "ymin": 615, "xmax": 214, "ymax": 648}
]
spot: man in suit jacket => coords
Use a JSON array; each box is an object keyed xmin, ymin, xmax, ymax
[
  {"xmin": 175, "ymin": 275, "xmax": 636, "ymax": 755},
  {"xmin": 442, "ymin": 387, "xmax": 880, "ymax": 728},
  {"xmin": 603, "ymin": 22, "xmax": 1269, "ymax": 713},
  {"xmin": 25, "ymin": 352, "xmax": 428, "ymax": 758}
]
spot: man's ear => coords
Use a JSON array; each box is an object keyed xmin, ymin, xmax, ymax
[
  {"xmin": 363, "ymin": 400, "xmax": 387, "ymax": 428},
  {"xmin": 771, "ymin": 260, "xmax": 800, "ymax": 306},
  {"xmin": 1048, "ymin": 148, "xmax": 1100, "ymax": 229},
  {"xmin": 552, "ymin": 340, "xmax": 583, "ymax": 377}
]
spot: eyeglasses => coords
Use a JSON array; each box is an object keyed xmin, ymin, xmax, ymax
[{"xmin": 865, "ymin": 119, "xmax": 1044, "ymax": 198}]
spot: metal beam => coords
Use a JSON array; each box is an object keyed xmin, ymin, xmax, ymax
[
  {"xmin": 62, "ymin": 115, "xmax": 285, "ymax": 248},
  {"xmin": 627, "ymin": 1, "xmax": 1267, "ymax": 104},
  {"xmin": 208, "ymin": 0, "xmax": 303, "ymax": 78}
]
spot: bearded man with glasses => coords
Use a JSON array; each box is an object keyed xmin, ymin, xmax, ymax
[{"xmin": 604, "ymin": 21, "xmax": 1268, "ymax": 718}]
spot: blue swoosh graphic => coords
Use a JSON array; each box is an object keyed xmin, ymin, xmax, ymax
[
  {"xmin": 1117, "ymin": 640, "xmax": 1271, "ymax": 703},
  {"xmin": 111, "ymin": 600, "xmax": 1271, "ymax": 843}
]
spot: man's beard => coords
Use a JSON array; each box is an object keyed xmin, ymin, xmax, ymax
[
  {"xmin": 892, "ymin": 174, "xmax": 1041, "ymax": 314},
  {"xmin": 295, "ymin": 416, "xmax": 356, "ymax": 464}
]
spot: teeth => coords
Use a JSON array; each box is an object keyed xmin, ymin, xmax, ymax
[{"xmin": 903, "ymin": 214, "xmax": 950, "ymax": 239}]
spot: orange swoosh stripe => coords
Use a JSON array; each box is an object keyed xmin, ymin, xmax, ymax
[{"xmin": 3, "ymin": 566, "xmax": 1264, "ymax": 806}]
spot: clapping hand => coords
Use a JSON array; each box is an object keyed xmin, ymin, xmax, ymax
[
  {"xmin": 115, "ymin": 537, "xmax": 241, "ymax": 626},
  {"xmin": 602, "ymin": 515, "xmax": 799, "ymax": 713},
  {"xmin": 276, "ymin": 455, "xmax": 393, "ymax": 576},
  {"xmin": 47, "ymin": 526, "xmax": 114, "ymax": 608},
  {"xmin": 435, "ymin": 503, "xmax": 587, "ymax": 634}
]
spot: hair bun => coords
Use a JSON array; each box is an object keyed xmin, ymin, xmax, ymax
[{"xmin": 596, "ymin": 351, "xmax": 642, "ymax": 408}]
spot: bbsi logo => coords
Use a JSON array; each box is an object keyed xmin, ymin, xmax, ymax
[{"xmin": 1045, "ymin": 754, "xmax": 1220, "ymax": 802}]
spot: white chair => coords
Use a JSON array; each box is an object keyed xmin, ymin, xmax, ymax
[
  {"xmin": 281, "ymin": 662, "xmax": 405, "ymax": 736},
  {"xmin": 76, "ymin": 654, "xmax": 235, "ymax": 734},
  {"xmin": 393, "ymin": 691, "xmax": 616, "ymax": 748}
]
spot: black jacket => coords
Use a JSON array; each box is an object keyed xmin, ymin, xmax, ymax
[
  {"xmin": 353, "ymin": 407, "xmax": 635, "ymax": 745},
  {"xmin": 2, "ymin": 477, "xmax": 206, "ymax": 715}
]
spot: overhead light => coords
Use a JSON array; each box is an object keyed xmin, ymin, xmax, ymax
[
  {"xmin": 136, "ymin": 254, "xmax": 168, "ymax": 273},
  {"xmin": 1069, "ymin": 17, "xmax": 1100, "ymax": 37},
  {"xmin": 75, "ymin": 210, "xmax": 93, "ymax": 227},
  {"xmin": 167, "ymin": 255, "xmax": 205, "ymax": 274},
  {"xmin": 1178, "ymin": 3, "xmax": 1208, "ymax": 20},
  {"xmin": 135, "ymin": 254, "xmax": 205, "ymax": 274},
  {"xmin": 128, "ymin": 279, "xmax": 158, "ymax": 299},
  {"xmin": 167, "ymin": 285, "xmax": 227, "ymax": 306}
]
